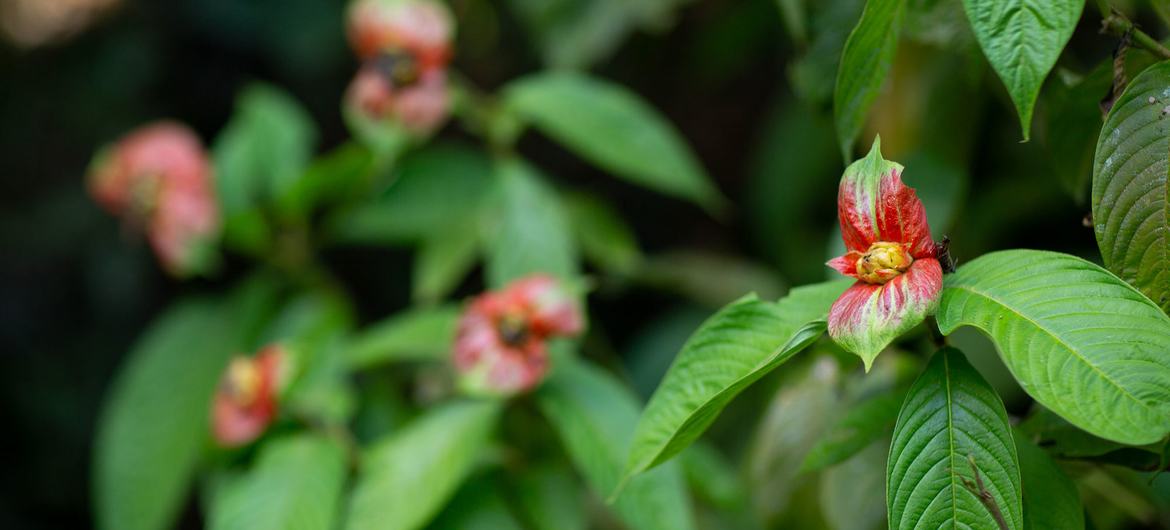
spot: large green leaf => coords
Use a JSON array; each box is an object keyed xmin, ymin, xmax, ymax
[
  {"xmin": 346, "ymin": 305, "xmax": 460, "ymax": 369},
  {"xmin": 937, "ymin": 249, "xmax": 1170, "ymax": 444},
  {"xmin": 833, "ymin": 0, "xmax": 905, "ymax": 159},
  {"xmin": 801, "ymin": 387, "xmax": 905, "ymax": 472},
  {"xmin": 619, "ymin": 279, "xmax": 850, "ymax": 486},
  {"xmin": 413, "ymin": 219, "xmax": 480, "ymax": 304},
  {"xmin": 504, "ymin": 72, "xmax": 723, "ymax": 211},
  {"xmin": 208, "ymin": 434, "xmax": 347, "ymax": 530},
  {"xmin": 484, "ymin": 159, "xmax": 578, "ymax": 288},
  {"xmin": 1014, "ymin": 432, "xmax": 1084, "ymax": 530},
  {"xmin": 887, "ymin": 348, "xmax": 1023, "ymax": 530},
  {"xmin": 344, "ymin": 400, "xmax": 501, "ymax": 530},
  {"xmin": 537, "ymin": 358, "xmax": 695, "ymax": 530},
  {"xmin": 961, "ymin": 0, "xmax": 1082, "ymax": 139},
  {"xmin": 93, "ymin": 298, "xmax": 250, "ymax": 530},
  {"xmin": 1093, "ymin": 60, "xmax": 1170, "ymax": 312}
]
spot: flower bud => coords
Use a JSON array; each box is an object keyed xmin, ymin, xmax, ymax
[
  {"xmin": 345, "ymin": 64, "xmax": 449, "ymax": 135},
  {"xmin": 346, "ymin": 0, "xmax": 454, "ymax": 70},
  {"xmin": 211, "ymin": 345, "xmax": 289, "ymax": 447},
  {"xmin": 506, "ymin": 275, "xmax": 584, "ymax": 337},
  {"xmin": 87, "ymin": 122, "xmax": 219, "ymax": 276}
]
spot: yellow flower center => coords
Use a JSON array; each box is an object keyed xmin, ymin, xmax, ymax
[
  {"xmin": 855, "ymin": 241, "xmax": 913, "ymax": 284},
  {"xmin": 223, "ymin": 357, "xmax": 262, "ymax": 406}
]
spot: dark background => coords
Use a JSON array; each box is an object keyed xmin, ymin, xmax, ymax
[{"xmin": 0, "ymin": 0, "xmax": 1117, "ymax": 527}]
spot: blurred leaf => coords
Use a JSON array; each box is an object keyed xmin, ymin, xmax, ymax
[
  {"xmin": 262, "ymin": 291, "xmax": 355, "ymax": 426},
  {"xmin": 1014, "ymin": 432, "xmax": 1084, "ymax": 530},
  {"xmin": 887, "ymin": 348, "xmax": 1022, "ymax": 529},
  {"xmin": 326, "ymin": 143, "xmax": 491, "ymax": 245},
  {"xmin": 789, "ymin": 0, "xmax": 865, "ymax": 104},
  {"xmin": 94, "ymin": 297, "xmax": 252, "ymax": 530},
  {"xmin": 345, "ymin": 400, "xmax": 501, "ymax": 530},
  {"xmin": 961, "ymin": 0, "xmax": 1082, "ymax": 139},
  {"xmin": 1018, "ymin": 405, "xmax": 1167, "ymax": 471},
  {"xmin": 513, "ymin": 464, "xmax": 587, "ymax": 530},
  {"xmin": 430, "ymin": 475, "xmax": 524, "ymax": 530},
  {"xmin": 1093, "ymin": 60, "xmax": 1170, "ymax": 312},
  {"xmin": 565, "ymin": 192, "xmax": 643, "ymax": 276},
  {"xmin": 820, "ymin": 438, "xmax": 888, "ymax": 530},
  {"xmin": 774, "ymin": 0, "xmax": 808, "ymax": 43},
  {"xmin": 484, "ymin": 158, "xmax": 578, "ymax": 287},
  {"xmin": 213, "ymin": 83, "xmax": 317, "ymax": 214},
  {"xmin": 504, "ymin": 72, "xmax": 723, "ymax": 211},
  {"xmin": 624, "ymin": 306, "xmax": 713, "ymax": 399},
  {"xmin": 208, "ymin": 434, "xmax": 346, "ymax": 530},
  {"xmin": 1043, "ymin": 64, "xmax": 1109, "ymax": 204},
  {"xmin": 537, "ymin": 358, "xmax": 696, "ymax": 530},
  {"xmin": 620, "ymin": 280, "xmax": 849, "ymax": 485},
  {"xmin": 281, "ymin": 141, "xmax": 377, "ymax": 216},
  {"xmin": 342, "ymin": 105, "xmax": 411, "ymax": 166},
  {"xmin": 903, "ymin": 0, "xmax": 972, "ymax": 49},
  {"xmin": 679, "ymin": 442, "xmax": 745, "ymax": 511},
  {"xmin": 745, "ymin": 357, "xmax": 839, "ymax": 522},
  {"xmin": 347, "ymin": 305, "xmax": 460, "ymax": 369},
  {"xmin": 833, "ymin": 0, "xmax": 905, "ymax": 159},
  {"xmin": 938, "ymin": 250, "xmax": 1170, "ymax": 444},
  {"xmin": 635, "ymin": 250, "xmax": 786, "ymax": 308},
  {"xmin": 746, "ymin": 100, "xmax": 839, "ymax": 283},
  {"xmin": 801, "ymin": 386, "xmax": 904, "ymax": 472},
  {"xmin": 414, "ymin": 219, "xmax": 480, "ymax": 304}
]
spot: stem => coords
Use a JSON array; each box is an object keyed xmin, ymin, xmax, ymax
[
  {"xmin": 961, "ymin": 454, "xmax": 1011, "ymax": 530},
  {"xmin": 1101, "ymin": 7, "xmax": 1170, "ymax": 60},
  {"xmin": 926, "ymin": 316, "xmax": 947, "ymax": 348}
]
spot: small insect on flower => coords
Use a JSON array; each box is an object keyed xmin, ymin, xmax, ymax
[
  {"xmin": 211, "ymin": 345, "xmax": 290, "ymax": 448},
  {"xmin": 826, "ymin": 137, "xmax": 943, "ymax": 370},
  {"xmin": 453, "ymin": 275, "xmax": 583, "ymax": 397},
  {"xmin": 87, "ymin": 122, "xmax": 219, "ymax": 276}
]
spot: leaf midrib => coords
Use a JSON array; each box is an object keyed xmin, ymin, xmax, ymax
[
  {"xmin": 944, "ymin": 352, "xmax": 959, "ymax": 527},
  {"xmin": 947, "ymin": 283, "xmax": 1150, "ymax": 412}
]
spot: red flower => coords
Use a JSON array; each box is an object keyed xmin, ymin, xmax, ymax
[
  {"xmin": 88, "ymin": 122, "xmax": 219, "ymax": 276},
  {"xmin": 211, "ymin": 345, "xmax": 289, "ymax": 448},
  {"xmin": 345, "ymin": 65, "xmax": 449, "ymax": 135},
  {"xmin": 826, "ymin": 138, "xmax": 942, "ymax": 369},
  {"xmin": 453, "ymin": 275, "xmax": 583, "ymax": 396},
  {"xmin": 346, "ymin": 0, "xmax": 454, "ymax": 70}
]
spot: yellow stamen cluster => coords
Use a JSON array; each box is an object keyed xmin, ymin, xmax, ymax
[
  {"xmin": 223, "ymin": 357, "xmax": 262, "ymax": 406},
  {"xmin": 856, "ymin": 241, "xmax": 913, "ymax": 284}
]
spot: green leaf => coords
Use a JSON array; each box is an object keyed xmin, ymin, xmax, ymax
[
  {"xmin": 346, "ymin": 305, "xmax": 460, "ymax": 369},
  {"xmin": 504, "ymin": 72, "xmax": 723, "ymax": 211},
  {"xmin": 513, "ymin": 465, "xmax": 587, "ymax": 530},
  {"xmin": 537, "ymin": 358, "xmax": 695, "ymax": 530},
  {"xmin": 213, "ymin": 83, "xmax": 317, "ymax": 214},
  {"xmin": 833, "ymin": 0, "xmax": 905, "ymax": 159},
  {"xmin": 208, "ymin": 434, "xmax": 347, "ymax": 530},
  {"xmin": 1014, "ymin": 432, "xmax": 1084, "ymax": 530},
  {"xmin": 679, "ymin": 443, "xmax": 746, "ymax": 511},
  {"xmin": 430, "ymin": 475, "xmax": 524, "ymax": 530},
  {"xmin": 344, "ymin": 400, "xmax": 501, "ymax": 530},
  {"xmin": 93, "ymin": 299, "xmax": 246, "ymax": 530},
  {"xmin": 635, "ymin": 250, "xmax": 786, "ymax": 308},
  {"xmin": 937, "ymin": 249, "xmax": 1170, "ymax": 444},
  {"xmin": 1044, "ymin": 64, "xmax": 1110, "ymax": 203},
  {"xmin": 565, "ymin": 192, "xmax": 643, "ymax": 276},
  {"xmin": 413, "ymin": 219, "xmax": 480, "ymax": 304},
  {"xmin": 506, "ymin": 0, "xmax": 638, "ymax": 69},
  {"xmin": 801, "ymin": 387, "xmax": 905, "ymax": 472},
  {"xmin": 280, "ymin": 141, "xmax": 376, "ymax": 216},
  {"xmin": 326, "ymin": 143, "xmax": 491, "ymax": 245},
  {"xmin": 961, "ymin": 0, "xmax": 1083, "ymax": 139},
  {"xmin": 620, "ymin": 279, "xmax": 850, "ymax": 485},
  {"xmin": 887, "ymin": 348, "xmax": 1023, "ymax": 530},
  {"xmin": 1093, "ymin": 60, "xmax": 1170, "ymax": 312},
  {"xmin": 820, "ymin": 438, "xmax": 889, "ymax": 530},
  {"xmin": 484, "ymin": 159, "xmax": 578, "ymax": 288}
]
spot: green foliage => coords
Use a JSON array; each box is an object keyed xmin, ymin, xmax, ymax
[
  {"xmin": 1044, "ymin": 64, "xmax": 1110, "ymax": 203},
  {"xmin": 512, "ymin": 465, "xmax": 587, "ymax": 530},
  {"xmin": 1015, "ymin": 432, "xmax": 1085, "ymax": 530},
  {"xmin": 564, "ymin": 192, "xmax": 643, "ymax": 276},
  {"xmin": 961, "ymin": 0, "xmax": 1083, "ymax": 139},
  {"xmin": 819, "ymin": 439, "xmax": 888, "ymax": 530},
  {"xmin": 937, "ymin": 249, "xmax": 1170, "ymax": 444},
  {"xmin": 344, "ymin": 400, "xmax": 501, "ymax": 530},
  {"xmin": 413, "ymin": 220, "xmax": 480, "ymax": 304},
  {"xmin": 833, "ymin": 0, "xmax": 905, "ymax": 159},
  {"xmin": 346, "ymin": 305, "xmax": 460, "ymax": 369},
  {"xmin": 504, "ymin": 72, "xmax": 724, "ymax": 211},
  {"xmin": 887, "ymin": 348, "xmax": 1022, "ymax": 530},
  {"xmin": 801, "ymin": 387, "xmax": 904, "ymax": 472},
  {"xmin": 208, "ymin": 434, "xmax": 347, "ymax": 530},
  {"xmin": 537, "ymin": 358, "xmax": 695, "ymax": 530},
  {"xmin": 620, "ymin": 280, "xmax": 849, "ymax": 486},
  {"xmin": 484, "ymin": 158, "xmax": 578, "ymax": 287},
  {"xmin": 1093, "ymin": 60, "xmax": 1170, "ymax": 312}
]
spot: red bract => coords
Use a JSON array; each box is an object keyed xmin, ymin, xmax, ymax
[
  {"xmin": 453, "ymin": 275, "xmax": 583, "ymax": 397},
  {"xmin": 345, "ymin": 66, "xmax": 449, "ymax": 135},
  {"xmin": 826, "ymin": 138, "xmax": 942, "ymax": 369},
  {"xmin": 346, "ymin": 0, "xmax": 453, "ymax": 70},
  {"xmin": 211, "ymin": 345, "xmax": 288, "ymax": 448},
  {"xmin": 88, "ymin": 122, "xmax": 219, "ymax": 276}
]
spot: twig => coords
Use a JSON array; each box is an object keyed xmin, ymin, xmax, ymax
[
  {"xmin": 1100, "ymin": 7, "xmax": 1170, "ymax": 60},
  {"xmin": 960, "ymin": 454, "xmax": 1010, "ymax": 530}
]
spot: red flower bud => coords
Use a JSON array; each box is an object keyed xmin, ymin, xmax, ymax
[
  {"xmin": 87, "ymin": 122, "xmax": 219, "ymax": 276},
  {"xmin": 345, "ymin": 65, "xmax": 449, "ymax": 135},
  {"xmin": 453, "ymin": 275, "xmax": 583, "ymax": 397},
  {"xmin": 211, "ymin": 345, "xmax": 289, "ymax": 448},
  {"xmin": 346, "ymin": 0, "xmax": 454, "ymax": 71}
]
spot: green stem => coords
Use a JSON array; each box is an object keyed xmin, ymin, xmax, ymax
[{"xmin": 1101, "ymin": 7, "xmax": 1170, "ymax": 60}]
